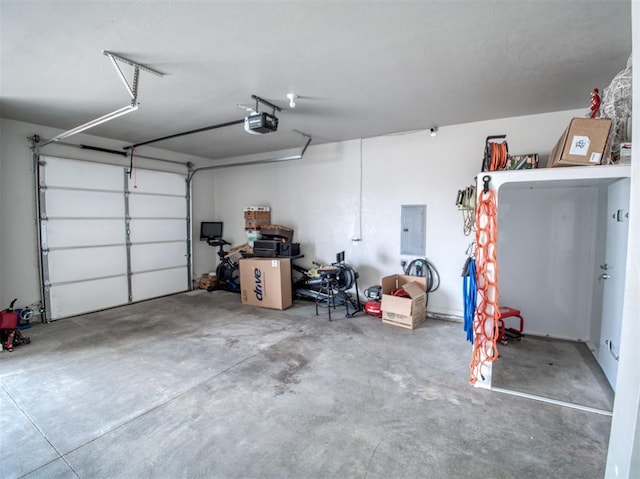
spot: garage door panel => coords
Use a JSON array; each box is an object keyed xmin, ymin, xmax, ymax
[
  {"xmin": 50, "ymin": 277, "xmax": 128, "ymax": 319},
  {"xmin": 47, "ymin": 219, "xmax": 125, "ymax": 248},
  {"xmin": 49, "ymin": 277, "xmax": 129, "ymax": 319},
  {"xmin": 43, "ymin": 157, "xmax": 124, "ymax": 191},
  {"xmin": 48, "ymin": 246, "xmax": 127, "ymax": 284},
  {"xmin": 129, "ymin": 219, "xmax": 187, "ymax": 243},
  {"xmin": 46, "ymin": 190, "xmax": 124, "ymax": 218},
  {"xmin": 130, "ymin": 242, "xmax": 187, "ymax": 273},
  {"xmin": 129, "ymin": 195, "xmax": 185, "ymax": 218},
  {"xmin": 127, "ymin": 169, "xmax": 185, "ymax": 195},
  {"xmin": 131, "ymin": 267, "xmax": 188, "ymax": 302}
]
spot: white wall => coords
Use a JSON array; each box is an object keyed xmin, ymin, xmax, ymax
[
  {"xmin": 0, "ymin": 118, "xmax": 211, "ymax": 312},
  {"xmin": 605, "ymin": 0, "xmax": 640, "ymax": 475},
  {"xmin": 191, "ymin": 108, "xmax": 585, "ymax": 317}
]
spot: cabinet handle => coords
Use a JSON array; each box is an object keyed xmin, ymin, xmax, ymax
[{"xmin": 605, "ymin": 340, "xmax": 620, "ymax": 361}]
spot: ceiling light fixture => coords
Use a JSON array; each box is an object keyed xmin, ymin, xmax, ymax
[{"xmin": 286, "ymin": 93, "xmax": 298, "ymax": 108}]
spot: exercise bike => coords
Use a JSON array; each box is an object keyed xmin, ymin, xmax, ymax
[{"xmin": 206, "ymin": 239, "xmax": 240, "ymax": 292}]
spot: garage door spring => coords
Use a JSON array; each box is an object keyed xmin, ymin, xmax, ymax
[{"xmin": 469, "ymin": 176, "xmax": 500, "ymax": 385}]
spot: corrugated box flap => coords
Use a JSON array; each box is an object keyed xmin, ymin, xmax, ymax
[
  {"xmin": 381, "ymin": 294, "xmax": 413, "ymax": 316},
  {"xmin": 402, "ymin": 280, "xmax": 426, "ymax": 298}
]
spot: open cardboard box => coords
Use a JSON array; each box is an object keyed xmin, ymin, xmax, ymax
[
  {"xmin": 548, "ymin": 118, "xmax": 612, "ymax": 167},
  {"xmin": 380, "ymin": 274, "xmax": 427, "ymax": 330}
]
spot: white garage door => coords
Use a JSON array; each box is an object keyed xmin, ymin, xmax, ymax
[
  {"xmin": 39, "ymin": 156, "xmax": 189, "ymax": 320},
  {"xmin": 127, "ymin": 168, "xmax": 189, "ymax": 302}
]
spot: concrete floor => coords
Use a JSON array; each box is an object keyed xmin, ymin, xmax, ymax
[
  {"xmin": 492, "ymin": 335, "xmax": 614, "ymax": 412},
  {"xmin": 1, "ymin": 290, "xmax": 612, "ymax": 478}
]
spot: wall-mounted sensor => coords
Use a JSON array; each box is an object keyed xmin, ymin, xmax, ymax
[{"xmin": 430, "ymin": 127, "xmax": 438, "ymax": 137}]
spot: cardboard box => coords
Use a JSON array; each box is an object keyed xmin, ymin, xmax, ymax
[
  {"xmin": 239, "ymin": 258, "xmax": 292, "ymax": 310},
  {"xmin": 244, "ymin": 206, "xmax": 271, "ymax": 230},
  {"xmin": 259, "ymin": 224, "xmax": 294, "ymax": 241},
  {"xmin": 225, "ymin": 243, "xmax": 252, "ymax": 262},
  {"xmin": 244, "ymin": 206, "xmax": 271, "ymax": 220},
  {"xmin": 548, "ymin": 118, "xmax": 612, "ymax": 167},
  {"xmin": 199, "ymin": 274, "xmax": 217, "ymax": 290},
  {"xmin": 245, "ymin": 219, "xmax": 271, "ymax": 231},
  {"xmin": 380, "ymin": 274, "xmax": 427, "ymax": 330}
]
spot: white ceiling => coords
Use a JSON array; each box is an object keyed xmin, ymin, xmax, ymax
[{"xmin": 0, "ymin": 0, "xmax": 632, "ymax": 161}]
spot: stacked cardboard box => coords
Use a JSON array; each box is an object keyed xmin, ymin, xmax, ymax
[
  {"xmin": 259, "ymin": 224, "xmax": 294, "ymax": 241},
  {"xmin": 244, "ymin": 206, "xmax": 271, "ymax": 230}
]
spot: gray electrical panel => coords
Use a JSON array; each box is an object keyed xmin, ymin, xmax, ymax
[{"xmin": 401, "ymin": 204, "xmax": 426, "ymax": 255}]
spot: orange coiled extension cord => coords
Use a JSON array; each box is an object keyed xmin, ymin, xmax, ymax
[
  {"xmin": 469, "ymin": 180, "xmax": 500, "ymax": 385},
  {"xmin": 489, "ymin": 142, "xmax": 508, "ymax": 171}
]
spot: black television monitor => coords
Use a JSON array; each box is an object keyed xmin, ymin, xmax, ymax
[{"xmin": 200, "ymin": 221, "xmax": 223, "ymax": 241}]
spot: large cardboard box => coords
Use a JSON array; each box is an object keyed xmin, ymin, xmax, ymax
[
  {"xmin": 548, "ymin": 118, "xmax": 612, "ymax": 167},
  {"xmin": 239, "ymin": 258, "xmax": 292, "ymax": 310},
  {"xmin": 380, "ymin": 274, "xmax": 427, "ymax": 330}
]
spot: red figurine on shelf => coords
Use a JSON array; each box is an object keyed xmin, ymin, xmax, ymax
[{"xmin": 589, "ymin": 88, "xmax": 601, "ymax": 119}]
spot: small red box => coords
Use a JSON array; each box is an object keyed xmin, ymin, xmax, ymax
[{"xmin": 0, "ymin": 310, "xmax": 19, "ymax": 330}]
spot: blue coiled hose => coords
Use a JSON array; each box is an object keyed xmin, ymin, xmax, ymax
[{"xmin": 462, "ymin": 257, "xmax": 477, "ymax": 343}]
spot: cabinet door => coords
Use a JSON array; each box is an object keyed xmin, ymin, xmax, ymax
[{"xmin": 598, "ymin": 178, "xmax": 630, "ymax": 390}]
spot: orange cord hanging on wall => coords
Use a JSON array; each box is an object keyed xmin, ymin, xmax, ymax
[{"xmin": 469, "ymin": 175, "xmax": 500, "ymax": 385}]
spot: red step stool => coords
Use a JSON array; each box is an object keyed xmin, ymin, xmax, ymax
[{"xmin": 498, "ymin": 306, "xmax": 524, "ymax": 345}]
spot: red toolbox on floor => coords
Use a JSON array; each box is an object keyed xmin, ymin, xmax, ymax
[
  {"xmin": 1, "ymin": 299, "xmax": 31, "ymax": 351},
  {"xmin": 0, "ymin": 309, "xmax": 18, "ymax": 330}
]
